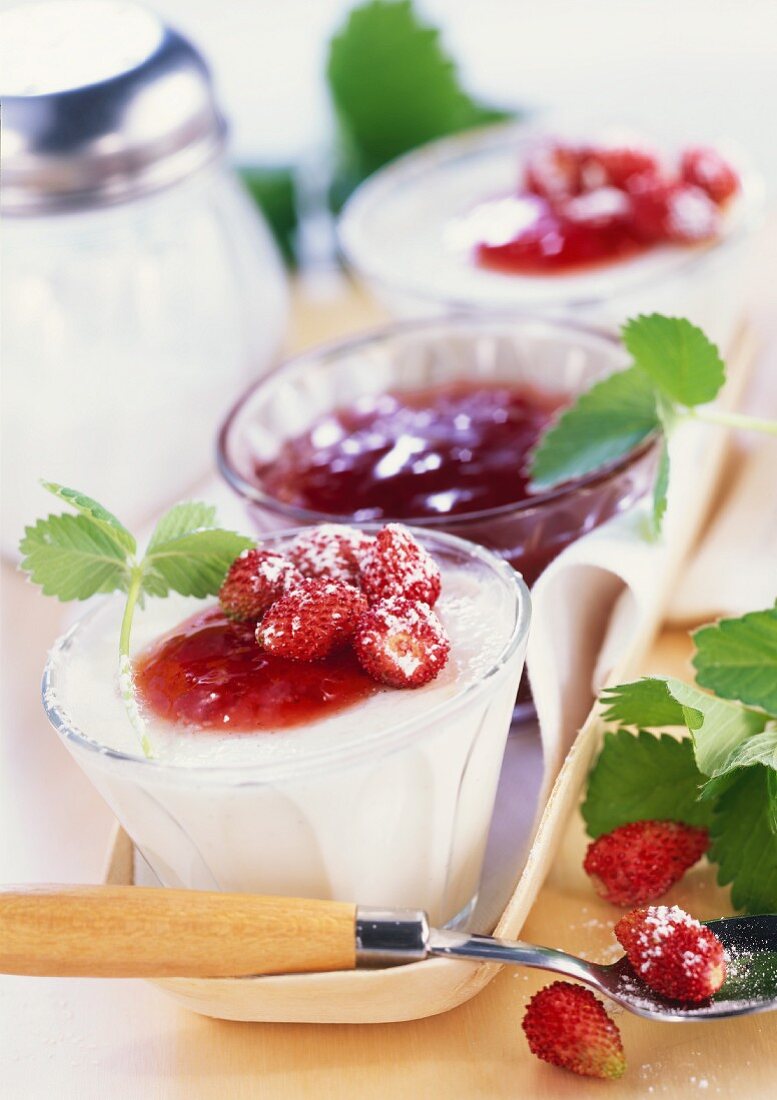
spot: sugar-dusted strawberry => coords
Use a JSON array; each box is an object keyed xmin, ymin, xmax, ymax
[
  {"xmin": 663, "ymin": 183, "xmax": 721, "ymax": 243},
  {"xmin": 257, "ymin": 578, "xmax": 367, "ymax": 661},
  {"xmin": 628, "ymin": 173, "xmax": 719, "ymax": 244},
  {"xmin": 219, "ymin": 548, "xmax": 301, "ymax": 622},
  {"xmin": 584, "ymin": 820, "xmax": 709, "ymax": 907},
  {"xmin": 681, "ymin": 147, "xmax": 740, "ymax": 205},
  {"xmin": 524, "ymin": 143, "xmax": 583, "ymax": 202},
  {"xmin": 360, "ymin": 524, "xmax": 441, "ymax": 607},
  {"xmin": 522, "ymin": 981, "xmax": 626, "ymax": 1080},
  {"xmin": 352, "ymin": 597, "xmax": 450, "ymax": 688},
  {"xmin": 580, "ymin": 145, "xmax": 660, "ymax": 191},
  {"xmin": 615, "ymin": 905, "xmax": 726, "ymax": 1003},
  {"xmin": 287, "ymin": 524, "xmax": 374, "ymax": 585},
  {"xmin": 562, "ymin": 186, "xmax": 631, "ymax": 230}
]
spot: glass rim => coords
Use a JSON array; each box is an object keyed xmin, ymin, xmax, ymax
[
  {"xmin": 337, "ymin": 119, "xmax": 765, "ymax": 312},
  {"xmin": 42, "ymin": 524, "xmax": 531, "ymax": 784},
  {"xmin": 216, "ymin": 310, "xmax": 660, "ymax": 527}
]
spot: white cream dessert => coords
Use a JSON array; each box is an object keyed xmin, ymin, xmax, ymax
[
  {"xmin": 339, "ymin": 124, "xmax": 761, "ymax": 347},
  {"xmin": 45, "ymin": 527, "xmax": 529, "ymax": 927}
]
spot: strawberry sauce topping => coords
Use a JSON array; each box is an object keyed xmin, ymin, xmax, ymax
[
  {"xmin": 472, "ymin": 139, "xmax": 738, "ymax": 275},
  {"xmin": 136, "ymin": 525, "xmax": 453, "ymax": 731},
  {"xmin": 135, "ymin": 608, "xmax": 378, "ymax": 732}
]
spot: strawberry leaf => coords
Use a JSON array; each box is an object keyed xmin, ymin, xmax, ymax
[
  {"xmin": 41, "ymin": 481, "xmax": 136, "ymax": 554},
  {"xmin": 651, "ymin": 437, "xmax": 670, "ymax": 534},
  {"xmin": 622, "ymin": 314, "xmax": 725, "ymax": 407},
  {"xmin": 19, "ymin": 514, "xmax": 131, "ymax": 600},
  {"xmin": 529, "ymin": 366, "xmax": 659, "ymax": 490},
  {"xmin": 600, "ymin": 677, "xmax": 690, "ymax": 728},
  {"xmin": 600, "ymin": 676, "xmax": 769, "ymax": 778},
  {"xmin": 710, "ymin": 765, "xmax": 777, "ymax": 913},
  {"xmin": 327, "ymin": 0, "xmax": 511, "ymax": 183},
  {"xmin": 582, "ymin": 729, "xmax": 713, "ymax": 838},
  {"xmin": 142, "ymin": 529, "xmax": 254, "ymax": 599},
  {"xmin": 692, "ymin": 607, "xmax": 777, "ymax": 716},
  {"xmin": 146, "ymin": 501, "xmax": 218, "ymax": 551}
]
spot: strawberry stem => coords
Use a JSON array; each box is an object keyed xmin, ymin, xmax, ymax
[
  {"xmin": 118, "ymin": 565, "xmax": 153, "ymax": 759},
  {"xmin": 690, "ymin": 407, "xmax": 777, "ymax": 437}
]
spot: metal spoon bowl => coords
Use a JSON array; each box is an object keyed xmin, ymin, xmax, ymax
[{"xmin": 427, "ymin": 914, "xmax": 777, "ymax": 1021}]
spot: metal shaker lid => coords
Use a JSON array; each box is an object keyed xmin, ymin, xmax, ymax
[{"xmin": 0, "ymin": 0, "xmax": 227, "ymax": 214}]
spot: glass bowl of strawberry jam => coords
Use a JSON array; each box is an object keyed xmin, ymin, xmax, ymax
[
  {"xmin": 218, "ymin": 314, "xmax": 658, "ymax": 714},
  {"xmin": 43, "ymin": 525, "xmax": 530, "ymax": 929},
  {"xmin": 338, "ymin": 122, "xmax": 762, "ymax": 348}
]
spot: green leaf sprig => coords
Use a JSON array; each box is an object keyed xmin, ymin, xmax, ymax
[
  {"xmin": 21, "ymin": 484, "xmax": 254, "ymax": 758},
  {"xmin": 582, "ymin": 604, "xmax": 777, "ymax": 914},
  {"xmin": 530, "ymin": 314, "xmax": 777, "ymax": 533},
  {"xmin": 327, "ymin": 0, "xmax": 511, "ymax": 191},
  {"xmin": 240, "ymin": 1, "xmax": 519, "ymax": 265}
]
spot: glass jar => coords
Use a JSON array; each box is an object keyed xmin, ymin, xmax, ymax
[{"xmin": 0, "ymin": 0, "xmax": 288, "ymax": 555}]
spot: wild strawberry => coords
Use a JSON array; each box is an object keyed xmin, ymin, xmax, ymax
[
  {"xmin": 524, "ymin": 143, "xmax": 582, "ymax": 202},
  {"xmin": 352, "ymin": 597, "xmax": 450, "ymax": 688},
  {"xmin": 580, "ymin": 145, "xmax": 660, "ymax": 191},
  {"xmin": 257, "ymin": 578, "xmax": 367, "ymax": 661},
  {"xmin": 628, "ymin": 174, "xmax": 719, "ymax": 244},
  {"xmin": 681, "ymin": 147, "xmax": 739, "ymax": 205},
  {"xmin": 584, "ymin": 820, "xmax": 709, "ymax": 907},
  {"xmin": 360, "ymin": 524, "xmax": 441, "ymax": 607},
  {"xmin": 219, "ymin": 548, "xmax": 300, "ymax": 622},
  {"xmin": 288, "ymin": 524, "xmax": 374, "ymax": 586},
  {"xmin": 522, "ymin": 981, "xmax": 626, "ymax": 1080},
  {"xmin": 664, "ymin": 183, "xmax": 720, "ymax": 242},
  {"xmin": 615, "ymin": 905, "xmax": 726, "ymax": 1003},
  {"xmin": 561, "ymin": 186, "xmax": 631, "ymax": 230}
]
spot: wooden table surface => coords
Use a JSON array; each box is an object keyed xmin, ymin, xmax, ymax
[{"xmin": 2, "ymin": 274, "xmax": 776, "ymax": 1098}]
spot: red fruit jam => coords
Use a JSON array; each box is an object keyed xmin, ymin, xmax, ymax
[
  {"xmin": 135, "ymin": 608, "xmax": 379, "ymax": 732},
  {"xmin": 474, "ymin": 192, "xmax": 650, "ymax": 275},
  {"xmin": 256, "ymin": 381, "xmax": 564, "ymax": 522}
]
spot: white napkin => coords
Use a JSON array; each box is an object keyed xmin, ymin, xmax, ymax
[{"xmin": 528, "ymin": 356, "xmax": 777, "ymax": 791}]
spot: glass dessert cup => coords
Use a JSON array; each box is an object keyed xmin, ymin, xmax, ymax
[
  {"xmin": 43, "ymin": 527, "xmax": 530, "ymax": 930},
  {"xmin": 217, "ymin": 314, "xmax": 658, "ymax": 715},
  {"xmin": 338, "ymin": 121, "xmax": 763, "ymax": 348}
]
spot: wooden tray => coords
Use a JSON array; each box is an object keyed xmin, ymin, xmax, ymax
[{"xmin": 103, "ymin": 327, "xmax": 755, "ymax": 1023}]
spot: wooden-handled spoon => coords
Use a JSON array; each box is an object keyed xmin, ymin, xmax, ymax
[{"xmin": 2, "ymin": 885, "xmax": 776, "ymax": 1021}]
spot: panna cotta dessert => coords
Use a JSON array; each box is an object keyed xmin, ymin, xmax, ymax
[
  {"xmin": 44, "ymin": 523, "xmax": 529, "ymax": 928},
  {"xmin": 338, "ymin": 123, "xmax": 762, "ymax": 345}
]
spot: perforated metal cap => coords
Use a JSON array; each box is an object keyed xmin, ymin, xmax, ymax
[{"xmin": 0, "ymin": 0, "xmax": 227, "ymax": 214}]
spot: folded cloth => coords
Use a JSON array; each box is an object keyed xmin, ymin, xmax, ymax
[
  {"xmin": 528, "ymin": 333, "xmax": 775, "ymax": 793},
  {"xmin": 667, "ymin": 437, "xmax": 777, "ymax": 624},
  {"xmin": 527, "ymin": 423, "xmax": 746, "ymax": 792}
]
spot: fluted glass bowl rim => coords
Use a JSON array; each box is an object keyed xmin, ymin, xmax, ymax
[{"xmin": 216, "ymin": 311, "xmax": 659, "ymax": 529}]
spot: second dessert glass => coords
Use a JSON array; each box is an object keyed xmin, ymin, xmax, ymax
[{"xmin": 218, "ymin": 314, "xmax": 657, "ymax": 713}]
